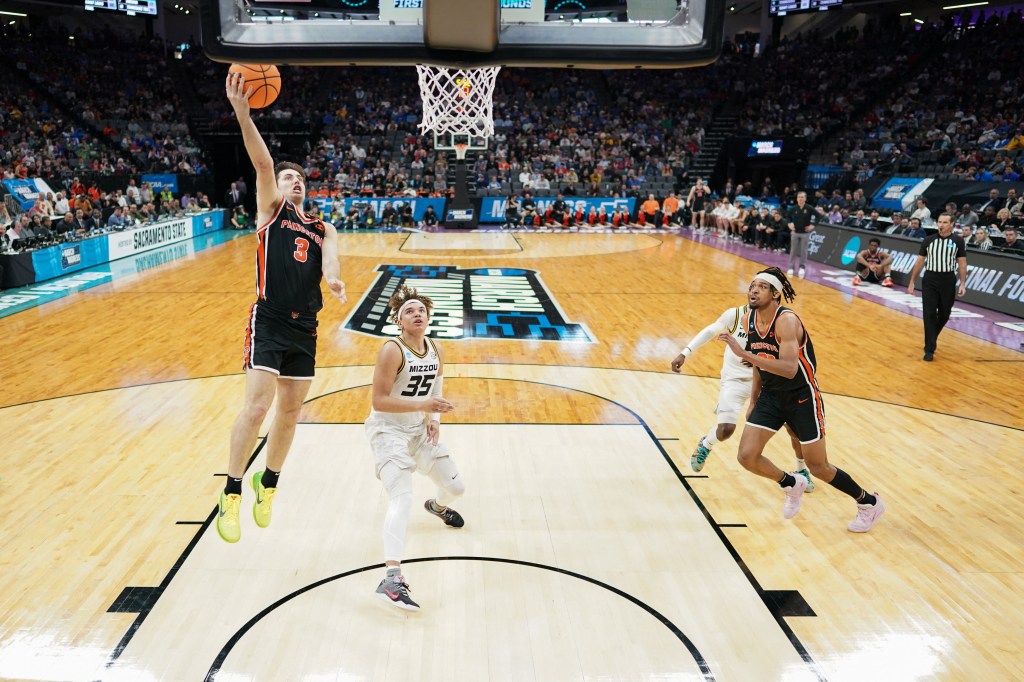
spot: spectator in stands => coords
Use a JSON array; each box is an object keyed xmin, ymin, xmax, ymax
[
  {"xmin": 993, "ymin": 208, "xmax": 1014, "ymax": 233},
  {"xmin": 827, "ymin": 204, "xmax": 844, "ymax": 225},
  {"xmin": 0, "ymin": 223, "xmax": 10, "ymax": 252},
  {"xmin": 910, "ymin": 197, "xmax": 931, "ymax": 224},
  {"xmin": 853, "ymin": 237, "xmax": 894, "ymax": 287},
  {"xmin": 902, "ymin": 218, "xmax": 927, "ymax": 239},
  {"xmin": 90, "ymin": 209, "xmax": 104, "ymax": 233},
  {"xmin": 866, "ymin": 210, "xmax": 886, "ymax": 231},
  {"xmin": 0, "ymin": 202, "xmax": 11, "ymax": 228},
  {"xmin": 159, "ymin": 186, "xmax": 174, "ymax": 205},
  {"xmin": 1004, "ymin": 190, "xmax": 1022, "ymax": 217},
  {"xmin": 126, "ymin": 180, "xmax": 141, "ymax": 207},
  {"xmin": 51, "ymin": 192, "xmax": 68, "ymax": 216},
  {"xmin": 999, "ymin": 228, "xmax": 1022, "ymax": 254},
  {"xmin": 72, "ymin": 209, "xmax": 90, "ymax": 236},
  {"xmin": 886, "ymin": 213, "xmax": 908, "ymax": 235},
  {"xmin": 35, "ymin": 216, "xmax": 55, "ymax": 243},
  {"xmin": 224, "ymin": 182, "xmax": 243, "ymax": 208},
  {"xmin": 107, "ymin": 207, "xmax": 127, "ymax": 230},
  {"xmin": 980, "ymin": 188, "xmax": 1003, "ymax": 213},
  {"xmin": 55, "ymin": 212, "xmax": 76, "ymax": 238},
  {"xmin": 958, "ymin": 204, "xmax": 979, "ymax": 230},
  {"xmin": 845, "ymin": 209, "xmax": 869, "ymax": 229},
  {"xmin": 966, "ymin": 225, "xmax": 993, "ymax": 250}
]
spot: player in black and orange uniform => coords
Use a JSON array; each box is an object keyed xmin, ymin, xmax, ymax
[
  {"xmin": 217, "ymin": 70, "xmax": 348, "ymax": 544},
  {"xmin": 718, "ymin": 267, "xmax": 886, "ymax": 533}
]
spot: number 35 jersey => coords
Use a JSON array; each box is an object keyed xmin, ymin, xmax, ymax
[
  {"xmin": 256, "ymin": 198, "xmax": 325, "ymax": 316},
  {"xmin": 370, "ymin": 336, "xmax": 442, "ymax": 427}
]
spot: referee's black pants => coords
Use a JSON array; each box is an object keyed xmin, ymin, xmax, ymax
[{"xmin": 921, "ymin": 271, "xmax": 956, "ymax": 353}]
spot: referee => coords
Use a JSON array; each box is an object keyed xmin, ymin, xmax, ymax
[{"xmin": 907, "ymin": 212, "xmax": 967, "ymax": 361}]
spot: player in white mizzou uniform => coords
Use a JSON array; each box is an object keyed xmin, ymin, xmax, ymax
[
  {"xmin": 365, "ymin": 285, "xmax": 466, "ymax": 611},
  {"xmin": 671, "ymin": 304, "xmax": 813, "ymax": 491}
]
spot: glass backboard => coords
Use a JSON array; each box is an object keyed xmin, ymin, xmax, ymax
[{"xmin": 201, "ymin": 0, "xmax": 724, "ymax": 69}]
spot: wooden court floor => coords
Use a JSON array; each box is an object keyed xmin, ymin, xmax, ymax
[{"xmin": 1, "ymin": 231, "xmax": 1022, "ymax": 681}]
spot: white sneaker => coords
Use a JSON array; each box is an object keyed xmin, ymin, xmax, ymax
[
  {"xmin": 798, "ymin": 267, "xmax": 806, "ymax": 279},
  {"xmin": 781, "ymin": 474, "xmax": 808, "ymax": 519},
  {"xmin": 787, "ymin": 267, "xmax": 794, "ymax": 275},
  {"xmin": 848, "ymin": 493, "xmax": 886, "ymax": 532}
]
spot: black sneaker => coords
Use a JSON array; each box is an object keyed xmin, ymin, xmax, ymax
[
  {"xmin": 376, "ymin": 576, "xmax": 420, "ymax": 611},
  {"xmin": 424, "ymin": 499, "xmax": 465, "ymax": 528}
]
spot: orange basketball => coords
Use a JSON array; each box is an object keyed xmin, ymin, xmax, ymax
[{"xmin": 228, "ymin": 63, "xmax": 281, "ymax": 109}]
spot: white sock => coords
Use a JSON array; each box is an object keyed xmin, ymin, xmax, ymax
[
  {"xmin": 704, "ymin": 429, "xmax": 719, "ymax": 448},
  {"xmin": 796, "ymin": 458, "xmax": 807, "ymax": 471}
]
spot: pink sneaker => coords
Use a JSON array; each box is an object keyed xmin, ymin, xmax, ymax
[
  {"xmin": 848, "ymin": 493, "xmax": 886, "ymax": 532},
  {"xmin": 782, "ymin": 474, "xmax": 808, "ymax": 519}
]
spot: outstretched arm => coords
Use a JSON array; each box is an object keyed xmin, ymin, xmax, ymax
[
  {"xmin": 671, "ymin": 308, "xmax": 733, "ymax": 372},
  {"xmin": 226, "ymin": 72, "xmax": 280, "ymax": 219}
]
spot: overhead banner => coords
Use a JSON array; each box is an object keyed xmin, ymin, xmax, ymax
[
  {"xmin": 141, "ymin": 174, "xmax": 179, "ymax": 195},
  {"xmin": 479, "ymin": 196, "xmax": 637, "ymax": 224},
  {"xmin": 871, "ymin": 177, "xmax": 933, "ymax": 211},
  {"xmin": 808, "ymin": 221, "xmax": 1024, "ymax": 317},
  {"xmin": 2, "ymin": 179, "xmax": 43, "ymax": 210}
]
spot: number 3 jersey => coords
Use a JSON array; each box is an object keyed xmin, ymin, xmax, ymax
[
  {"xmin": 369, "ymin": 336, "xmax": 442, "ymax": 427},
  {"xmin": 256, "ymin": 198, "xmax": 325, "ymax": 316}
]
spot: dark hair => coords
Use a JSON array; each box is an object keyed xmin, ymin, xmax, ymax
[
  {"xmin": 387, "ymin": 284, "xmax": 435, "ymax": 324},
  {"xmin": 756, "ymin": 266, "xmax": 796, "ymax": 304},
  {"xmin": 869, "ymin": 237, "xmax": 881, "ymax": 245},
  {"xmin": 274, "ymin": 162, "xmax": 306, "ymax": 183}
]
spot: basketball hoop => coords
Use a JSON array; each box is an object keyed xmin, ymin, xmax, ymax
[{"xmin": 416, "ymin": 64, "xmax": 500, "ymax": 141}]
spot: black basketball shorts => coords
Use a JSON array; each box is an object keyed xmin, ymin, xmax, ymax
[
  {"xmin": 242, "ymin": 303, "xmax": 318, "ymax": 379},
  {"xmin": 747, "ymin": 385, "xmax": 826, "ymax": 444}
]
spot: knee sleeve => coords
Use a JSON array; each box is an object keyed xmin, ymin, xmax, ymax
[
  {"xmin": 428, "ymin": 457, "xmax": 465, "ymax": 507},
  {"xmin": 380, "ymin": 462, "xmax": 413, "ymax": 563}
]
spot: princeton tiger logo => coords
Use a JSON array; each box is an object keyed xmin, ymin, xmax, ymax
[{"xmin": 344, "ymin": 265, "xmax": 594, "ymax": 342}]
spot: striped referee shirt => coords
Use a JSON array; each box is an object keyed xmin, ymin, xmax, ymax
[{"xmin": 919, "ymin": 232, "xmax": 966, "ymax": 273}]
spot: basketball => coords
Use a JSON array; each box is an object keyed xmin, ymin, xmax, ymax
[{"xmin": 228, "ymin": 63, "xmax": 281, "ymax": 109}]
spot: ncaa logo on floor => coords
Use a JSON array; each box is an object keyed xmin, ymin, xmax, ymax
[{"xmin": 345, "ymin": 264, "xmax": 594, "ymax": 342}]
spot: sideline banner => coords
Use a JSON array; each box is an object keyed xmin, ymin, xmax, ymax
[
  {"xmin": 31, "ymin": 237, "xmax": 110, "ymax": 282},
  {"xmin": 809, "ymin": 222, "xmax": 1024, "ymax": 317},
  {"xmin": 312, "ymin": 197, "xmax": 446, "ymax": 222},
  {"xmin": 479, "ymin": 196, "xmax": 637, "ymax": 223}
]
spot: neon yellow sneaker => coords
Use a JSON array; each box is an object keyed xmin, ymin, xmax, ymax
[
  {"xmin": 251, "ymin": 471, "xmax": 277, "ymax": 529},
  {"xmin": 217, "ymin": 491, "xmax": 242, "ymax": 543}
]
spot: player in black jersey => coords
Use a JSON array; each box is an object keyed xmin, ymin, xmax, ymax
[
  {"xmin": 718, "ymin": 267, "xmax": 886, "ymax": 532},
  {"xmin": 216, "ymin": 71, "xmax": 348, "ymax": 543}
]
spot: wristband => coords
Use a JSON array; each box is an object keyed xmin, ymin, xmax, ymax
[
  {"xmin": 430, "ymin": 413, "xmax": 440, "ymax": 423},
  {"xmin": 681, "ymin": 347, "xmax": 692, "ymax": 358}
]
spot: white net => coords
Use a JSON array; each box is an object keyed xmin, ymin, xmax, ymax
[{"xmin": 416, "ymin": 64, "xmax": 501, "ymax": 140}]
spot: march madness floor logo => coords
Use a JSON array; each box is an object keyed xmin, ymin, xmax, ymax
[{"xmin": 345, "ymin": 265, "xmax": 594, "ymax": 342}]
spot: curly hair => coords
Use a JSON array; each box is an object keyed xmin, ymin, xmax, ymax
[
  {"xmin": 387, "ymin": 284, "xmax": 435, "ymax": 324},
  {"xmin": 757, "ymin": 266, "xmax": 797, "ymax": 304}
]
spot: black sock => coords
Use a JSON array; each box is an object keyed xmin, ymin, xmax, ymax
[
  {"xmin": 828, "ymin": 468, "xmax": 867, "ymax": 502},
  {"xmin": 857, "ymin": 491, "xmax": 877, "ymax": 506},
  {"xmin": 225, "ymin": 477, "xmax": 243, "ymax": 496},
  {"xmin": 261, "ymin": 467, "xmax": 280, "ymax": 488},
  {"xmin": 778, "ymin": 472, "xmax": 797, "ymax": 488}
]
